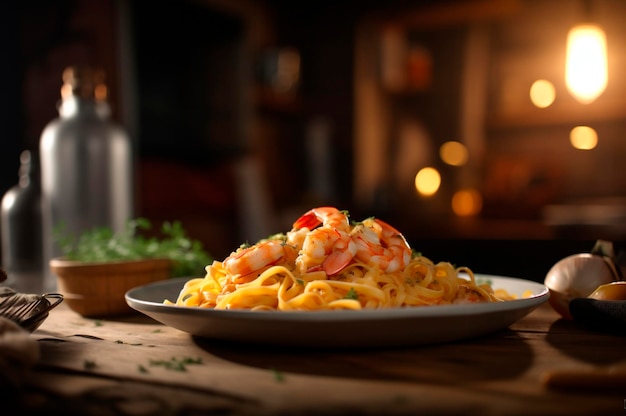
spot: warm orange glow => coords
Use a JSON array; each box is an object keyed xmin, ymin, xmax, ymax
[
  {"xmin": 451, "ymin": 189, "xmax": 482, "ymax": 217},
  {"xmin": 60, "ymin": 83, "xmax": 73, "ymax": 100},
  {"xmin": 95, "ymin": 84, "xmax": 108, "ymax": 101},
  {"xmin": 414, "ymin": 167, "xmax": 441, "ymax": 196},
  {"xmin": 565, "ymin": 24, "xmax": 608, "ymax": 104},
  {"xmin": 529, "ymin": 79, "xmax": 556, "ymax": 108},
  {"xmin": 439, "ymin": 141, "xmax": 468, "ymax": 166},
  {"xmin": 569, "ymin": 126, "xmax": 598, "ymax": 150}
]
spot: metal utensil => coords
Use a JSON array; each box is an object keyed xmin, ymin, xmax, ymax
[{"xmin": 0, "ymin": 287, "xmax": 64, "ymax": 332}]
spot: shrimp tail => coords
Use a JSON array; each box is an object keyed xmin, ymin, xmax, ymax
[
  {"xmin": 293, "ymin": 206, "xmax": 335, "ymax": 230},
  {"xmin": 323, "ymin": 250, "xmax": 354, "ymax": 276}
]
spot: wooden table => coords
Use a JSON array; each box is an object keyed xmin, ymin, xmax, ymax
[{"xmin": 10, "ymin": 301, "xmax": 626, "ymax": 415}]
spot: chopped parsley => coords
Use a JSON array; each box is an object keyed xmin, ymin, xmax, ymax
[
  {"xmin": 271, "ymin": 368, "xmax": 285, "ymax": 382},
  {"xmin": 148, "ymin": 356, "xmax": 203, "ymax": 372},
  {"xmin": 115, "ymin": 340, "xmax": 143, "ymax": 346},
  {"xmin": 344, "ymin": 287, "xmax": 359, "ymax": 300}
]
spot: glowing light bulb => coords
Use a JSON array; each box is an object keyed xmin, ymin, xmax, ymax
[
  {"xmin": 414, "ymin": 167, "xmax": 440, "ymax": 197},
  {"xmin": 529, "ymin": 79, "xmax": 556, "ymax": 108},
  {"xmin": 565, "ymin": 24, "xmax": 608, "ymax": 104},
  {"xmin": 439, "ymin": 141, "xmax": 468, "ymax": 166},
  {"xmin": 451, "ymin": 189, "xmax": 482, "ymax": 217},
  {"xmin": 569, "ymin": 126, "xmax": 598, "ymax": 150}
]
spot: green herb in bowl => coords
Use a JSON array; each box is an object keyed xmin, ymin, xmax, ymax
[{"xmin": 56, "ymin": 218, "xmax": 212, "ymax": 278}]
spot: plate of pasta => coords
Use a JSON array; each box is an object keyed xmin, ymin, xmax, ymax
[
  {"xmin": 126, "ymin": 207, "xmax": 549, "ymax": 347},
  {"xmin": 126, "ymin": 274, "xmax": 547, "ymax": 347}
]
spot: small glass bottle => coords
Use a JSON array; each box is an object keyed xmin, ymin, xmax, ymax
[
  {"xmin": 1, "ymin": 150, "xmax": 43, "ymax": 293},
  {"xmin": 40, "ymin": 66, "xmax": 134, "ymax": 292}
]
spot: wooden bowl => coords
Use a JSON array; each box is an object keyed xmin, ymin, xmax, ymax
[{"xmin": 50, "ymin": 257, "xmax": 171, "ymax": 317}]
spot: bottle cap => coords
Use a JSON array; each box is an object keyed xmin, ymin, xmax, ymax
[{"xmin": 60, "ymin": 66, "xmax": 108, "ymax": 101}]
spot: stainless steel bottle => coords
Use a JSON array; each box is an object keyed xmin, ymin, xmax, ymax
[
  {"xmin": 1, "ymin": 150, "xmax": 43, "ymax": 293},
  {"xmin": 40, "ymin": 66, "xmax": 134, "ymax": 291}
]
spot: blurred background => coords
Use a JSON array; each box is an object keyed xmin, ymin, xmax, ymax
[{"xmin": 2, "ymin": 0, "xmax": 626, "ymax": 281}]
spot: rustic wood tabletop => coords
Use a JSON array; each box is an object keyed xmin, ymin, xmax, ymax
[{"xmin": 7, "ymin": 301, "xmax": 626, "ymax": 415}]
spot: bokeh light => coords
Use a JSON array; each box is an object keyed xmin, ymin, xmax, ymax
[
  {"xmin": 451, "ymin": 188, "xmax": 483, "ymax": 217},
  {"xmin": 439, "ymin": 141, "xmax": 468, "ymax": 166},
  {"xmin": 565, "ymin": 24, "xmax": 608, "ymax": 104},
  {"xmin": 414, "ymin": 167, "xmax": 441, "ymax": 196},
  {"xmin": 529, "ymin": 79, "xmax": 556, "ymax": 108},
  {"xmin": 569, "ymin": 126, "xmax": 598, "ymax": 150}
]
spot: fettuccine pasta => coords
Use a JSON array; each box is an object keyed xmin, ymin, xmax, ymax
[{"xmin": 166, "ymin": 207, "xmax": 515, "ymax": 311}]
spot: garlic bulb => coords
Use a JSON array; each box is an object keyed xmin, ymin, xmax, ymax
[{"xmin": 544, "ymin": 253, "xmax": 618, "ymax": 319}]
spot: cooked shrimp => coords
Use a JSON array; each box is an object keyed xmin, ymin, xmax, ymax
[
  {"xmin": 292, "ymin": 207, "xmax": 355, "ymax": 275},
  {"xmin": 223, "ymin": 240, "xmax": 294, "ymax": 277},
  {"xmin": 297, "ymin": 227, "xmax": 357, "ymax": 275},
  {"xmin": 351, "ymin": 218, "xmax": 411, "ymax": 273},
  {"xmin": 292, "ymin": 206, "xmax": 351, "ymax": 233},
  {"xmin": 286, "ymin": 227, "xmax": 308, "ymax": 251}
]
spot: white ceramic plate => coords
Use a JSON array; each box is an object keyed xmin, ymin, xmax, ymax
[{"xmin": 125, "ymin": 275, "xmax": 549, "ymax": 348}]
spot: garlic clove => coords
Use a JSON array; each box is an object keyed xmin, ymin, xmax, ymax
[{"xmin": 544, "ymin": 253, "xmax": 616, "ymax": 320}]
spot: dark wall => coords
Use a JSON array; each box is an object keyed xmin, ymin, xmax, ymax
[
  {"xmin": 0, "ymin": 1, "xmax": 25, "ymax": 195},
  {"xmin": 409, "ymin": 238, "xmax": 597, "ymax": 283},
  {"xmin": 130, "ymin": 0, "xmax": 245, "ymax": 165},
  {"xmin": 1, "ymin": 0, "xmax": 120, "ymax": 198}
]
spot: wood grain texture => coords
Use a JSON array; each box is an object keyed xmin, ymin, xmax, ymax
[{"xmin": 11, "ymin": 302, "xmax": 626, "ymax": 415}]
